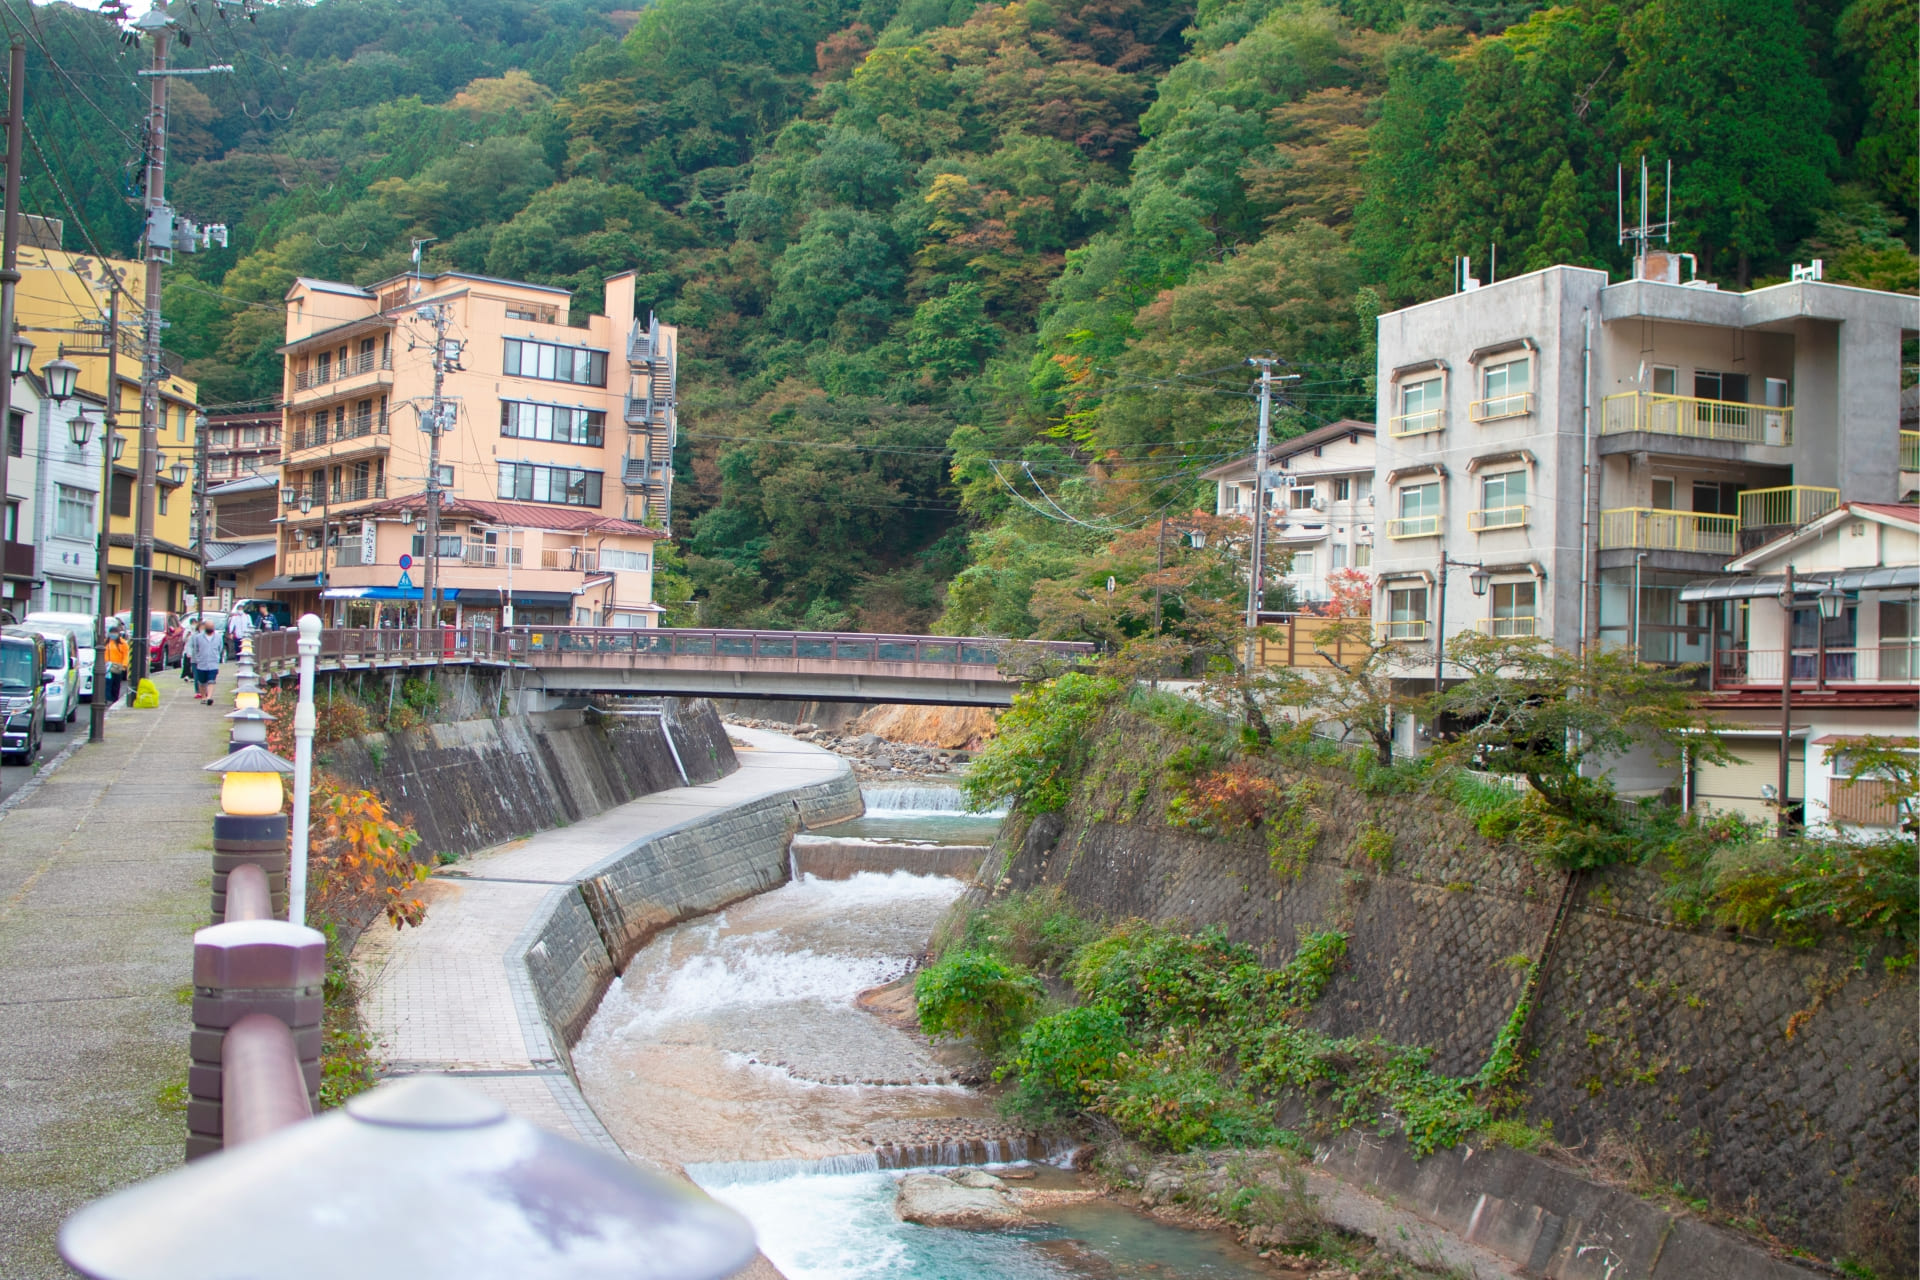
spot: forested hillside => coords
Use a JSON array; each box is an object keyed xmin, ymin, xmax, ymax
[{"xmin": 18, "ymin": 0, "xmax": 1915, "ymax": 633}]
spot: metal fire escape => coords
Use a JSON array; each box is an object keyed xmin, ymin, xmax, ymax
[{"xmin": 622, "ymin": 314, "xmax": 676, "ymax": 531}]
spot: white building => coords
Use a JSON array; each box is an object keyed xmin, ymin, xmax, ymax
[
  {"xmin": 4, "ymin": 372, "xmax": 112, "ymax": 617},
  {"xmin": 1205, "ymin": 419, "xmax": 1374, "ymax": 609},
  {"xmin": 1680, "ymin": 501, "xmax": 1918, "ymax": 835}
]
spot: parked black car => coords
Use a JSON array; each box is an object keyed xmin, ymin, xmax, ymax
[{"xmin": 1, "ymin": 627, "xmax": 48, "ymax": 764}]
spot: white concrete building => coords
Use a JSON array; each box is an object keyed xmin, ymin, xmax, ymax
[
  {"xmin": 1681, "ymin": 501, "xmax": 1918, "ymax": 835},
  {"xmin": 1205, "ymin": 419, "xmax": 1374, "ymax": 608},
  {"xmin": 1371, "ymin": 260, "xmax": 1919, "ymax": 665},
  {"xmin": 7, "ymin": 373, "xmax": 112, "ymax": 617}
]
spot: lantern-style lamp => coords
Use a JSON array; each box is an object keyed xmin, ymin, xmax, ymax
[
  {"xmin": 225, "ymin": 706, "xmax": 274, "ymax": 751},
  {"xmin": 170, "ymin": 460, "xmax": 189, "ymax": 486},
  {"xmin": 9, "ymin": 332, "xmax": 33, "ymax": 377},
  {"xmin": 44, "ymin": 355, "xmax": 80, "ymax": 402},
  {"xmin": 1468, "ymin": 565, "xmax": 1491, "ymax": 597},
  {"xmin": 110, "ymin": 432, "xmax": 125, "ymax": 462},
  {"xmin": 68, "ymin": 413, "xmax": 94, "ymax": 448},
  {"xmin": 1817, "ymin": 583, "xmax": 1846, "ymax": 621},
  {"xmin": 204, "ymin": 745, "xmax": 293, "ymax": 816},
  {"xmin": 1188, "ymin": 529, "xmax": 1206, "ymax": 549}
]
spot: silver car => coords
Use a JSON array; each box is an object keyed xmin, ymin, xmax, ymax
[
  {"xmin": 25, "ymin": 625, "xmax": 81, "ymax": 730},
  {"xmin": 23, "ymin": 611, "xmax": 100, "ymax": 702}
]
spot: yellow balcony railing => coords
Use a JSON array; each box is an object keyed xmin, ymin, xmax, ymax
[
  {"xmin": 1388, "ymin": 409, "xmax": 1444, "ymax": 438},
  {"xmin": 1468, "ymin": 393, "xmax": 1533, "ymax": 422},
  {"xmin": 1478, "ymin": 616, "xmax": 1538, "ymax": 638},
  {"xmin": 1382, "ymin": 619, "xmax": 1429, "ymax": 641},
  {"xmin": 1599, "ymin": 507, "xmax": 1739, "ymax": 555},
  {"xmin": 1467, "ymin": 504, "xmax": 1529, "ymax": 531},
  {"xmin": 1601, "ymin": 391, "xmax": 1793, "ymax": 446},
  {"xmin": 1735, "ymin": 485, "xmax": 1840, "ymax": 529},
  {"xmin": 1386, "ymin": 514, "xmax": 1440, "ymax": 539},
  {"xmin": 1902, "ymin": 430, "xmax": 1920, "ymax": 471}
]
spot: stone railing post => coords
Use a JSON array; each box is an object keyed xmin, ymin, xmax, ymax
[
  {"xmin": 186, "ymin": 919, "xmax": 326, "ymax": 1160},
  {"xmin": 210, "ymin": 809, "xmax": 288, "ymax": 925}
]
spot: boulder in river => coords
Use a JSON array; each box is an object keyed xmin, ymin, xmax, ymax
[{"xmin": 894, "ymin": 1172, "xmax": 1026, "ymax": 1230}]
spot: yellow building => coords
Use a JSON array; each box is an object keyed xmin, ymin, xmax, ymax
[
  {"xmin": 13, "ymin": 218, "xmax": 202, "ymax": 614},
  {"xmin": 269, "ymin": 269, "xmax": 674, "ymax": 629}
]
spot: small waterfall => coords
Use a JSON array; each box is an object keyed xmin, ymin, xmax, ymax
[
  {"xmin": 690, "ymin": 1134, "xmax": 1083, "ymax": 1187},
  {"xmin": 689, "ymin": 1153, "xmax": 883, "ymax": 1186},
  {"xmin": 863, "ymin": 784, "xmax": 1004, "ymax": 817}
]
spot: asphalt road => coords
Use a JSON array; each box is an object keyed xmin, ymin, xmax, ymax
[{"xmin": 0, "ymin": 703, "xmax": 100, "ymax": 804}]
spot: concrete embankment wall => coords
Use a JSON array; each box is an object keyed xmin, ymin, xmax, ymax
[
  {"xmin": 995, "ymin": 705, "xmax": 1916, "ymax": 1277},
  {"xmin": 324, "ymin": 699, "xmax": 738, "ymax": 858},
  {"xmin": 523, "ymin": 762, "xmax": 864, "ymax": 1052},
  {"xmin": 791, "ymin": 834, "xmax": 989, "ymax": 881}
]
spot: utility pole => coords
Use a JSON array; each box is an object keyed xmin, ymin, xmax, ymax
[
  {"xmin": 0, "ymin": 42, "xmax": 26, "ymax": 610},
  {"xmin": 1244, "ymin": 358, "xmax": 1274, "ymax": 656},
  {"xmin": 89, "ymin": 283, "xmax": 121, "ymax": 742},
  {"xmin": 416, "ymin": 303, "xmax": 456, "ymax": 627},
  {"xmin": 126, "ymin": 8, "xmax": 174, "ymax": 698}
]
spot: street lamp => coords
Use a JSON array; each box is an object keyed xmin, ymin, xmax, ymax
[
  {"xmin": 204, "ymin": 744, "xmax": 294, "ymax": 818},
  {"xmin": 1433, "ymin": 555, "xmax": 1490, "ymax": 697},
  {"xmin": 170, "ymin": 460, "xmax": 189, "ymax": 486},
  {"xmin": 111, "ymin": 432, "xmax": 124, "ymax": 461},
  {"xmin": 44, "ymin": 355, "xmax": 80, "ymax": 402},
  {"xmin": 69, "ymin": 412, "xmax": 94, "ymax": 448},
  {"xmin": 9, "ymin": 332, "xmax": 32, "ymax": 378}
]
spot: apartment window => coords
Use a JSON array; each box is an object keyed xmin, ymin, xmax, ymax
[
  {"xmin": 1881, "ymin": 600, "xmax": 1918, "ymax": 681},
  {"xmin": 1390, "ymin": 482, "xmax": 1440, "ymax": 538},
  {"xmin": 6, "ymin": 410, "xmax": 20, "ymax": 457},
  {"xmin": 1393, "ymin": 377, "xmax": 1444, "ymax": 437},
  {"xmin": 505, "ymin": 304, "xmax": 557, "ymax": 324},
  {"xmin": 497, "ymin": 461, "xmax": 603, "ymax": 508},
  {"xmin": 1475, "ymin": 470, "xmax": 1527, "ymax": 529},
  {"xmin": 314, "ymin": 351, "xmax": 331, "ymax": 383},
  {"xmin": 54, "ymin": 485, "xmax": 93, "ymax": 539},
  {"xmin": 1488, "ymin": 581, "xmax": 1537, "ymax": 637},
  {"xmin": 1291, "ymin": 550, "xmax": 1314, "ymax": 578},
  {"xmin": 500, "ymin": 400, "xmax": 606, "ymax": 448},
  {"xmin": 1650, "ymin": 366, "xmax": 1678, "ymax": 395},
  {"xmin": 1386, "ymin": 586, "xmax": 1428, "ymax": 640},
  {"xmin": 49, "ymin": 583, "xmax": 91, "ymax": 612},
  {"xmin": 1651, "ymin": 476, "xmax": 1675, "ymax": 510},
  {"xmin": 1354, "ymin": 543, "xmax": 1372, "ymax": 568},
  {"xmin": 158, "ymin": 487, "xmax": 169, "ymax": 516},
  {"xmin": 502, "ymin": 339, "xmax": 608, "ymax": 387},
  {"xmin": 176, "ymin": 404, "xmax": 188, "ymax": 441},
  {"xmin": 1476, "ymin": 357, "xmax": 1530, "ymax": 420},
  {"xmin": 1332, "ymin": 478, "xmax": 1351, "ymax": 501},
  {"xmin": 1331, "ymin": 544, "xmax": 1347, "ymax": 570},
  {"xmin": 1288, "ymin": 486, "xmax": 1315, "ymax": 510},
  {"xmin": 1695, "ymin": 371, "xmax": 1749, "ymax": 404},
  {"xmin": 600, "ymin": 548, "xmax": 653, "ymax": 572}
]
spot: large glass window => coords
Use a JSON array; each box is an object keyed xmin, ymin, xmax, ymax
[
  {"xmin": 1386, "ymin": 586, "xmax": 1428, "ymax": 640},
  {"xmin": 500, "ymin": 400, "xmax": 606, "ymax": 447},
  {"xmin": 600, "ymin": 548, "xmax": 653, "ymax": 572},
  {"xmin": 1394, "ymin": 377, "xmax": 1444, "ymax": 436},
  {"xmin": 1879, "ymin": 600, "xmax": 1916, "ymax": 681},
  {"xmin": 502, "ymin": 339, "xmax": 608, "ymax": 387},
  {"xmin": 497, "ymin": 462, "xmax": 604, "ymax": 508},
  {"xmin": 1478, "ymin": 358, "xmax": 1530, "ymax": 419},
  {"xmin": 1489, "ymin": 582, "xmax": 1537, "ymax": 637},
  {"xmin": 1477, "ymin": 471, "xmax": 1527, "ymax": 528},
  {"xmin": 1391, "ymin": 482, "xmax": 1440, "ymax": 537},
  {"xmin": 55, "ymin": 485, "xmax": 94, "ymax": 539}
]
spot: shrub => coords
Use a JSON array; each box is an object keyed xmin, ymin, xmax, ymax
[
  {"xmin": 961, "ymin": 673, "xmax": 1122, "ymax": 816},
  {"xmin": 1094, "ymin": 1049, "xmax": 1280, "ymax": 1151},
  {"xmin": 1002, "ymin": 1002, "xmax": 1130, "ymax": 1121},
  {"xmin": 957, "ymin": 887, "xmax": 1100, "ymax": 971},
  {"xmin": 1351, "ymin": 823, "xmax": 1395, "ymax": 870},
  {"xmin": 1701, "ymin": 836, "xmax": 1918, "ymax": 951},
  {"xmin": 914, "ymin": 949, "xmax": 1041, "ymax": 1056}
]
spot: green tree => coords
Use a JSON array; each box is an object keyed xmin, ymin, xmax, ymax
[
  {"xmin": 1524, "ymin": 158, "xmax": 1590, "ymax": 271},
  {"xmin": 1618, "ymin": 0, "xmax": 1838, "ymax": 283},
  {"xmin": 1837, "ymin": 0, "xmax": 1919, "ymax": 216},
  {"xmin": 906, "ymin": 281, "xmax": 1001, "ymax": 381}
]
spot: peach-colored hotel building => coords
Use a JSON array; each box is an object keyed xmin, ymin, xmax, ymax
[{"xmin": 263, "ymin": 268, "xmax": 675, "ymax": 629}]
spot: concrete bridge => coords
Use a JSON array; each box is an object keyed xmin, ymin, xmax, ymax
[{"xmin": 247, "ymin": 626, "xmax": 1096, "ymax": 706}]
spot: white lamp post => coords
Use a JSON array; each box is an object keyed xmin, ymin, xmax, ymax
[{"xmin": 289, "ymin": 613, "xmax": 321, "ymax": 926}]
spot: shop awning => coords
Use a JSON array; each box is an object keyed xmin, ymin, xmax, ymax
[
  {"xmin": 511, "ymin": 591, "xmax": 575, "ymax": 607},
  {"xmin": 1679, "ymin": 564, "xmax": 1920, "ymax": 602},
  {"xmin": 319, "ymin": 586, "xmax": 485, "ymax": 601},
  {"xmin": 257, "ymin": 574, "xmax": 323, "ymax": 592}
]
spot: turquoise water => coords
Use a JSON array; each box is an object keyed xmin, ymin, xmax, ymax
[{"xmin": 694, "ymin": 1167, "xmax": 1275, "ymax": 1280}]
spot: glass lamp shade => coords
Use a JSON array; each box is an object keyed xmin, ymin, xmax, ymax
[
  {"xmin": 68, "ymin": 413, "xmax": 94, "ymax": 448},
  {"xmin": 1188, "ymin": 530, "xmax": 1206, "ymax": 549},
  {"xmin": 235, "ymin": 690, "xmax": 261, "ymax": 711},
  {"xmin": 10, "ymin": 332, "xmax": 33, "ymax": 376},
  {"xmin": 44, "ymin": 355, "xmax": 80, "ymax": 402},
  {"xmin": 111, "ymin": 433, "xmax": 125, "ymax": 461},
  {"xmin": 1817, "ymin": 585, "xmax": 1845, "ymax": 620},
  {"xmin": 1468, "ymin": 566, "xmax": 1490, "ymax": 597},
  {"xmin": 220, "ymin": 770, "xmax": 284, "ymax": 816},
  {"xmin": 171, "ymin": 461, "xmax": 189, "ymax": 485}
]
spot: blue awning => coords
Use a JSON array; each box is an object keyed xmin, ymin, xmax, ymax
[{"xmin": 320, "ymin": 586, "xmax": 485, "ymax": 601}]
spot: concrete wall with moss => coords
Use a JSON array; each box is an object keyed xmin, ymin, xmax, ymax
[
  {"xmin": 993, "ymin": 705, "xmax": 1916, "ymax": 1273},
  {"xmin": 323, "ymin": 696, "xmax": 738, "ymax": 858}
]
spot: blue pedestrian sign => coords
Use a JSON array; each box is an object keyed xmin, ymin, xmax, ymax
[{"xmin": 396, "ymin": 571, "xmax": 414, "ymax": 590}]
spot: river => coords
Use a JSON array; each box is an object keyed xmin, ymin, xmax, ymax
[{"xmin": 574, "ymin": 778, "xmax": 1276, "ymax": 1280}]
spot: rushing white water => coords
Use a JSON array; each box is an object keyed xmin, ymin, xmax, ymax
[{"xmin": 861, "ymin": 782, "xmax": 1006, "ymax": 817}]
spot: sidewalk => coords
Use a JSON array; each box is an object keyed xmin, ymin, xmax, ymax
[
  {"xmin": 0, "ymin": 678, "xmax": 229, "ymax": 1279},
  {"xmin": 352, "ymin": 727, "xmax": 849, "ymax": 1145}
]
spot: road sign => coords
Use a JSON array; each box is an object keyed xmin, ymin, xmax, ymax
[
  {"xmin": 396, "ymin": 571, "xmax": 414, "ymax": 591},
  {"xmin": 399, "ymin": 554, "xmax": 413, "ymax": 569}
]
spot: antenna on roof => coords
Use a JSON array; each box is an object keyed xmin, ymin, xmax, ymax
[
  {"xmin": 1618, "ymin": 157, "xmax": 1675, "ymax": 283},
  {"xmin": 409, "ymin": 237, "xmax": 437, "ymax": 300}
]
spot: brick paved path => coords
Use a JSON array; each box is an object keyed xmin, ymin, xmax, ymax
[
  {"xmin": 0, "ymin": 680, "xmax": 228, "ymax": 1278},
  {"xmin": 352, "ymin": 728, "xmax": 849, "ymax": 1145}
]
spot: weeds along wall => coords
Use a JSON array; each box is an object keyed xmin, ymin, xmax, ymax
[
  {"xmin": 296, "ymin": 667, "xmax": 738, "ymax": 858},
  {"xmin": 992, "ymin": 703, "xmax": 1916, "ymax": 1271}
]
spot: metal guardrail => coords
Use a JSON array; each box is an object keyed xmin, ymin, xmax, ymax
[
  {"xmin": 1735, "ymin": 485, "xmax": 1839, "ymax": 529},
  {"xmin": 1901, "ymin": 430, "xmax": 1919, "ymax": 471},
  {"xmin": 1714, "ymin": 645, "xmax": 1920, "ymax": 686},
  {"xmin": 1468, "ymin": 392, "xmax": 1533, "ymax": 422},
  {"xmin": 1599, "ymin": 507, "xmax": 1738, "ymax": 555},
  {"xmin": 1467, "ymin": 504, "xmax": 1528, "ymax": 531},
  {"xmin": 248, "ymin": 627, "xmax": 1096, "ymax": 673},
  {"xmin": 1601, "ymin": 391, "xmax": 1792, "ymax": 446},
  {"xmin": 1387, "ymin": 408, "xmax": 1443, "ymax": 438}
]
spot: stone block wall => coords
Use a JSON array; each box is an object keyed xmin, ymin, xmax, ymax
[
  {"xmin": 324, "ymin": 698, "xmax": 737, "ymax": 858},
  {"xmin": 995, "ymin": 706, "xmax": 1917, "ymax": 1272},
  {"xmin": 524, "ymin": 766, "xmax": 863, "ymax": 1058}
]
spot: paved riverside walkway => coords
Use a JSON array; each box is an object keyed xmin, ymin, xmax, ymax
[
  {"xmin": 0, "ymin": 679, "xmax": 229, "ymax": 1279},
  {"xmin": 352, "ymin": 727, "xmax": 849, "ymax": 1146}
]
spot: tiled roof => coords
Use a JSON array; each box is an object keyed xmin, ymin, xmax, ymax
[{"xmin": 362, "ymin": 493, "xmax": 667, "ymax": 538}]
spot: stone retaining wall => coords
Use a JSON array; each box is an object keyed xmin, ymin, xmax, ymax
[
  {"xmin": 996, "ymin": 705, "xmax": 1917, "ymax": 1275},
  {"xmin": 325, "ymin": 699, "xmax": 737, "ymax": 858},
  {"xmin": 523, "ymin": 768, "xmax": 864, "ymax": 1052},
  {"xmin": 791, "ymin": 835, "xmax": 990, "ymax": 882}
]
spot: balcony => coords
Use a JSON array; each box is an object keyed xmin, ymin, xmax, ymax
[
  {"xmin": 1477, "ymin": 616, "xmax": 1538, "ymax": 638},
  {"xmin": 1734, "ymin": 485, "xmax": 1839, "ymax": 531},
  {"xmin": 1601, "ymin": 391, "xmax": 1792, "ymax": 447},
  {"xmin": 1385, "ymin": 514, "xmax": 1440, "ymax": 539},
  {"xmin": 293, "ymin": 349, "xmax": 392, "ymax": 392},
  {"xmin": 460, "ymin": 546, "xmax": 524, "ymax": 568},
  {"xmin": 1468, "ymin": 392, "xmax": 1533, "ymax": 423},
  {"xmin": 287, "ymin": 411, "xmax": 389, "ymax": 454},
  {"xmin": 1388, "ymin": 408, "xmax": 1444, "ymax": 439},
  {"xmin": 1467, "ymin": 504, "xmax": 1529, "ymax": 532},
  {"xmin": 540, "ymin": 547, "xmax": 599, "ymax": 572},
  {"xmin": 1599, "ymin": 508, "xmax": 1738, "ymax": 555},
  {"xmin": 1714, "ymin": 644, "xmax": 1920, "ymax": 688},
  {"xmin": 1902, "ymin": 430, "xmax": 1919, "ymax": 471},
  {"xmin": 622, "ymin": 456, "xmax": 670, "ymax": 491}
]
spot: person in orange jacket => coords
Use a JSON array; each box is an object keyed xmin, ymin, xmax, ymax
[{"xmin": 102, "ymin": 625, "xmax": 130, "ymax": 705}]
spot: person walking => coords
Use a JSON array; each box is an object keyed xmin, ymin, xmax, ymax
[
  {"xmin": 186, "ymin": 619, "xmax": 223, "ymax": 704},
  {"xmin": 226, "ymin": 607, "xmax": 254, "ymax": 662},
  {"xmin": 102, "ymin": 624, "xmax": 129, "ymax": 706}
]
